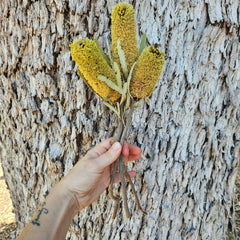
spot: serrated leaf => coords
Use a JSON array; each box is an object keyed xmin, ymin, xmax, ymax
[
  {"xmin": 120, "ymin": 95, "xmax": 126, "ymax": 106},
  {"xmin": 113, "ymin": 62, "xmax": 122, "ymax": 88},
  {"xmin": 106, "ymin": 37, "xmax": 113, "ymax": 66},
  {"xmin": 127, "ymin": 61, "xmax": 137, "ymax": 98},
  {"xmin": 134, "ymin": 105, "xmax": 142, "ymax": 108},
  {"xmin": 77, "ymin": 68, "xmax": 95, "ymax": 92},
  {"xmin": 77, "ymin": 69, "xmax": 108, "ymax": 101},
  {"xmin": 139, "ymin": 34, "xmax": 147, "ymax": 55},
  {"xmin": 104, "ymin": 101, "xmax": 120, "ymax": 118},
  {"xmin": 77, "ymin": 68, "xmax": 107, "ymax": 101},
  {"xmin": 94, "ymin": 39, "xmax": 111, "ymax": 66},
  {"xmin": 123, "ymin": 82, "xmax": 128, "ymax": 97},
  {"xmin": 98, "ymin": 75, "xmax": 123, "ymax": 94},
  {"xmin": 120, "ymin": 82, "xmax": 128, "ymax": 105},
  {"xmin": 102, "ymin": 96, "xmax": 110, "ymax": 101},
  {"xmin": 77, "ymin": 68, "xmax": 85, "ymax": 79},
  {"xmin": 117, "ymin": 102, "xmax": 120, "ymax": 115},
  {"xmin": 117, "ymin": 40, "xmax": 128, "ymax": 79}
]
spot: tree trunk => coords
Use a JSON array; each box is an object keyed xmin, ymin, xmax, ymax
[{"xmin": 0, "ymin": 0, "xmax": 239, "ymax": 239}]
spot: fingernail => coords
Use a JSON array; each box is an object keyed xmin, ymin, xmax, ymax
[
  {"xmin": 112, "ymin": 142, "xmax": 121, "ymax": 151},
  {"xmin": 110, "ymin": 138, "xmax": 116, "ymax": 145}
]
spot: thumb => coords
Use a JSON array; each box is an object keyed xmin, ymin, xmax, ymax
[{"xmin": 97, "ymin": 142, "xmax": 122, "ymax": 169}]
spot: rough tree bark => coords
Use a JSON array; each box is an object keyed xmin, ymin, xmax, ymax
[{"xmin": 0, "ymin": 0, "xmax": 239, "ymax": 239}]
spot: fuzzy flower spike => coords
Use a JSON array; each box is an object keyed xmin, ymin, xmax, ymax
[
  {"xmin": 70, "ymin": 38, "xmax": 121, "ymax": 102},
  {"xmin": 130, "ymin": 46, "xmax": 165, "ymax": 100},
  {"xmin": 111, "ymin": 2, "xmax": 139, "ymax": 76}
]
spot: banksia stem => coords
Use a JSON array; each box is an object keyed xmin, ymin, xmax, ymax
[
  {"xmin": 110, "ymin": 100, "xmax": 146, "ymax": 218},
  {"xmin": 111, "ymin": 2, "xmax": 138, "ymax": 74},
  {"xmin": 130, "ymin": 46, "xmax": 165, "ymax": 100},
  {"xmin": 70, "ymin": 38, "xmax": 121, "ymax": 102}
]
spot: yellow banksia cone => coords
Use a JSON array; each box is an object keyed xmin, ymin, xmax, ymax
[
  {"xmin": 130, "ymin": 46, "xmax": 165, "ymax": 99},
  {"xmin": 111, "ymin": 2, "xmax": 138, "ymax": 74},
  {"xmin": 70, "ymin": 38, "xmax": 121, "ymax": 102}
]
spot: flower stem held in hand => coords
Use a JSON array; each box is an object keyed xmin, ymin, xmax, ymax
[{"xmin": 110, "ymin": 99, "xmax": 147, "ymax": 218}]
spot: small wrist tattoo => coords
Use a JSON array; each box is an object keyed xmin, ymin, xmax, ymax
[{"xmin": 32, "ymin": 202, "xmax": 49, "ymax": 226}]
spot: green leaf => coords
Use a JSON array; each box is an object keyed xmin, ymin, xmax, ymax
[
  {"xmin": 126, "ymin": 61, "xmax": 137, "ymax": 98},
  {"xmin": 113, "ymin": 62, "xmax": 122, "ymax": 88},
  {"xmin": 104, "ymin": 101, "xmax": 120, "ymax": 118},
  {"xmin": 94, "ymin": 39, "xmax": 111, "ymax": 66},
  {"xmin": 98, "ymin": 75, "xmax": 123, "ymax": 94},
  {"xmin": 123, "ymin": 82, "xmax": 128, "ymax": 97},
  {"xmin": 77, "ymin": 69, "xmax": 95, "ymax": 92},
  {"xmin": 117, "ymin": 102, "xmax": 120, "ymax": 115},
  {"xmin": 139, "ymin": 34, "xmax": 146, "ymax": 55},
  {"xmin": 117, "ymin": 40, "xmax": 128, "ymax": 79},
  {"xmin": 134, "ymin": 104, "xmax": 142, "ymax": 108},
  {"xmin": 106, "ymin": 37, "xmax": 113, "ymax": 66},
  {"xmin": 120, "ymin": 82, "xmax": 128, "ymax": 105},
  {"xmin": 102, "ymin": 96, "xmax": 110, "ymax": 101}
]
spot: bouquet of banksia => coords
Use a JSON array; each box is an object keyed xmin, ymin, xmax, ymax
[{"xmin": 70, "ymin": 2, "xmax": 165, "ymax": 219}]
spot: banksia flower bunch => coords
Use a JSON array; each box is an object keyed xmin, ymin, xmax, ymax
[{"xmin": 70, "ymin": 2, "xmax": 165, "ymax": 219}]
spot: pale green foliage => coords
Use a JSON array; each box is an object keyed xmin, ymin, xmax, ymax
[
  {"xmin": 98, "ymin": 75, "xmax": 123, "ymax": 95},
  {"xmin": 77, "ymin": 69, "xmax": 95, "ymax": 93},
  {"xmin": 113, "ymin": 62, "xmax": 122, "ymax": 88},
  {"xmin": 127, "ymin": 62, "xmax": 136, "ymax": 99},
  {"xmin": 139, "ymin": 34, "xmax": 146, "ymax": 55},
  {"xmin": 106, "ymin": 37, "xmax": 113, "ymax": 66},
  {"xmin": 120, "ymin": 82, "xmax": 128, "ymax": 105},
  {"xmin": 94, "ymin": 39, "xmax": 111, "ymax": 66},
  {"xmin": 117, "ymin": 40, "xmax": 128, "ymax": 79},
  {"xmin": 104, "ymin": 101, "xmax": 120, "ymax": 118}
]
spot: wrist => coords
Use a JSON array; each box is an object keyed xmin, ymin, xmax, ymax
[{"xmin": 54, "ymin": 179, "xmax": 80, "ymax": 216}]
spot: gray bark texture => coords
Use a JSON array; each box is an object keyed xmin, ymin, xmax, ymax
[{"xmin": 0, "ymin": 0, "xmax": 240, "ymax": 239}]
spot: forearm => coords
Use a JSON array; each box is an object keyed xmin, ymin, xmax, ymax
[
  {"xmin": 16, "ymin": 139, "xmax": 129, "ymax": 239},
  {"xmin": 17, "ymin": 180, "xmax": 78, "ymax": 240}
]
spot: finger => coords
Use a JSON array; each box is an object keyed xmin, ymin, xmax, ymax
[
  {"xmin": 122, "ymin": 142, "xmax": 129, "ymax": 157},
  {"xmin": 123, "ymin": 154, "xmax": 142, "ymax": 162},
  {"xmin": 96, "ymin": 142, "xmax": 122, "ymax": 169},
  {"xmin": 113, "ymin": 171, "xmax": 136, "ymax": 183},
  {"xmin": 122, "ymin": 142, "xmax": 141, "ymax": 157},
  {"xmin": 87, "ymin": 137, "xmax": 115, "ymax": 158}
]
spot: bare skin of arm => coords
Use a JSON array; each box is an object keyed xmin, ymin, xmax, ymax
[{"xmin": 17, "ymin": 138, "xmax": 141, "ymax": 240}]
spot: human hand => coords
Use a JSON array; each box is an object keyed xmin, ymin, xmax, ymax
[{"xmin": 61, "ymin": 138, "xmax": 141, "ymax": 211}]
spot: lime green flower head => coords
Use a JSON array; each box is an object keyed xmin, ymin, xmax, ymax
[
  {"xmin": 70, "ymin": 38, "xmax": 121, "ymax": 102},
  {"xmin": 130, "ymin": 46, "xmax": 165, "ymax": 100},
  {"xmin": 111, "ymin": 2, "xmax": 138, "ymax": 75}
]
